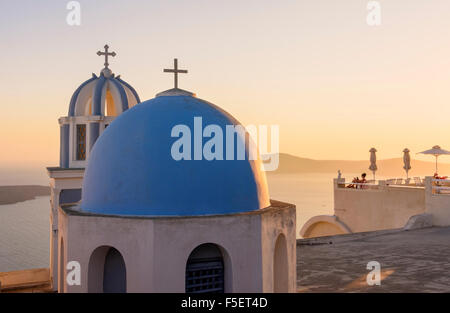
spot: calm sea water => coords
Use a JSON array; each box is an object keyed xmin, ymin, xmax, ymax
[
  {"xmin": 267, "ymin": 173, "xmax": 334, "ymax": 233},
  {"xmin": 0, "ymin": 196, "xmax": 50, "ymax": 272},
  {"xmin": 0, "ymin": 173, "xmax": 336, "ymax": 272}
]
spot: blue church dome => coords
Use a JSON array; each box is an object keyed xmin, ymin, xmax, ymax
[{"xmin": 81, "ymin": 89, "xmax": 271, "ymax": 216}]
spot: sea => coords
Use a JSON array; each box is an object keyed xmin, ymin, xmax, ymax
[{"xmin": 0, "ymin": 172, "xmax": 336, "ymax": 272}]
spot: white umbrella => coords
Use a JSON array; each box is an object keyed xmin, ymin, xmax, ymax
[
  {"xmin": 418, "ymin": 145, "xmax": 450, "ymax": 174},
  {"xmin": 403, "ymin": 148, "xmax": 411, "ymax": 179},
  {"xmin": 369, "ymin": 148, "xmax": 377, "ymax": 180}
]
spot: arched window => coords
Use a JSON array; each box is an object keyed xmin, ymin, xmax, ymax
[
  {"xmin": 186, "ymin": 243, "xmax": 224, "ymax": 293},
  {"xmin": 105, "ymin": 90, "xmax": 117, "ymax": 116},
  {"xmin": 273, "ymin": 234, "xmax": 288, "ymax": 293},
  {"xmin": 103, "ymin": 248, "xmax": 126, "ymax": 293},
  {"xmin": 88, "ymin": 246, "xmax": 126, "ymax": 293}
]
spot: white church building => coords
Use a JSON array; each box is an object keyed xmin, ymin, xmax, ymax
[{"xmin": 49, "ymin": 46, "xmax": 296, "ymax": 293}]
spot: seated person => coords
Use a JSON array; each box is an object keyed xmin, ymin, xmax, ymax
[
  {"xmin": 359, "ymin": 173, "xmax": 368, "ymax": 189},
  {"xmin": 347, "ymin": 173, "xmax": 368, "ymax": 189},
  {"xmin": 347, "ymin": 176, "xmax": 360, "ymax": 188},
  {"xmin": 434, "ymin": 173, "xmax": 448, "ymax": 180},
  {"xmin": 360, "ymin": 173, "xmax": 367, "ymax": 183},
  {"xmin": 433, "ymin": 173, "xmax": 448, "ymax": 189}
]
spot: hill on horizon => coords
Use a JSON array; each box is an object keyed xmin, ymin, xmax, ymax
[
  {"xmin": 270, "ymin": 153, "xmax": 450, "ymax": 177},
  {"xmin": 0, "ymin": 185, "xmax": 50, "ymax": 205}
]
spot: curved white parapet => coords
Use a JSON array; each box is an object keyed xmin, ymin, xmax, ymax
[
  {"xmin": 403, "ymin": 213, "xmax": 433, "ymax": 230},
  {"xmin": 300, "ymin": 215, "xmax": 352, "ymax": 238}
]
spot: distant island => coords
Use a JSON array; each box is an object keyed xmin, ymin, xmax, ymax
[
  {"xmin": 0, "ymin": 185, "xmax": 50, "ymax": 205},
  {"xmin": 268, "ymin": 153, "xmax": 450, "ymax": 177},
  {"xmin": 0, "ymin": 153, "xmax": 447, "ymax": 205}
]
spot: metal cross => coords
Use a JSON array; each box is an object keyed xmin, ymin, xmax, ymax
[
  {"xmin": 97, "ymin": 45, "xmax": 116, "ymax": 69},
  {"xmin": 163, "ymin": 58, "xmax": 188, "ymax": 89}
]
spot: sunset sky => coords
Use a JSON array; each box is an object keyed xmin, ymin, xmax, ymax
[{"xmin": 2, "ymin": 0, "xmax": 450, "ymax": 169}]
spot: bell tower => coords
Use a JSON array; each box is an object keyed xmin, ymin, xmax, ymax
[{"xmin": 46, "ymin": 45, "xmax": 140, "ymax": 290}]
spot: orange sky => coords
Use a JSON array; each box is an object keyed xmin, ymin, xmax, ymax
[{"xmin": 2, "ymin": 0, "xmax": 450, "ymax": 168}]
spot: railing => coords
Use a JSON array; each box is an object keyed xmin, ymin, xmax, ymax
[
  {"xmin": 336, "ymin": 178, "xmax": 425, "ymax": 190},
  {"xmin": 338, "ymin": 181, "xmax": 381, "ymax": 189},
  {"xmin": 432, "ymin": 179, "xmax": 450, "ymax": 183}
]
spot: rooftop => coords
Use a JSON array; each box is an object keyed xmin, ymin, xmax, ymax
[{"xmin": 297, "ymin": 226, "xmax": 450, "ymax": 292}]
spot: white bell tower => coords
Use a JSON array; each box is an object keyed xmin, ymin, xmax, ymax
[{"xmin": 46, "ymin": 45, "xmax": 140, "ymax": 291}]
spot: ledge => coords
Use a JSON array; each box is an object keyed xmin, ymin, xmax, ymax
[
  {"xmin": 60, "ymin": 199, "xmax": 296, "ymax": 220},
  {"xmin": 0, "ymin": 268, "xmax": 51, "ymax": 292}
]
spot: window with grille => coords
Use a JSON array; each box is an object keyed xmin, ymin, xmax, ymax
[
  {"xmin": 186, "ymin": 256, "xmax": 224, "ymax": 293},
  {"xmin": 76, "ymin": 124, "xmax": 86, "ymax": 160}
]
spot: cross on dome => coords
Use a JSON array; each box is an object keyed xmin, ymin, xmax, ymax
[
  {"xmin": 97, "ymin": 44, "xmax": 116, "ymax": 69},
  {"xmin": 163, "ymin": 58, "xmax": 188, "ymax": 89}
]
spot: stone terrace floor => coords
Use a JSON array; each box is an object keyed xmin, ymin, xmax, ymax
[{"xmin": 296, "ymin": 226, "xmax": 450, "ymax": 292}]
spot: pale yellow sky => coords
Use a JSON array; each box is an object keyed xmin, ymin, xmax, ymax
[{"xmin": 2, "ymin": 0, "xmax": 450, "ymax": 168}]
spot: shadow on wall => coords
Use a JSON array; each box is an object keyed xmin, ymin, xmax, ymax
[{"xmin": 273, "ymin": 233, "xmax": 288, "ymax": 293}]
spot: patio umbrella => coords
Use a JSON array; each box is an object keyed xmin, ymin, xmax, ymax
[
  {"xmin": 403, "ymin": 148, "xmax": 411, "ymax": 179},
  {"xmin": 418, "ymin": 145, "xmax": 450, "ymax": 174},
  {"xmin": 369, "ymin": 148, "xmax": 377, "ymax": 180}
]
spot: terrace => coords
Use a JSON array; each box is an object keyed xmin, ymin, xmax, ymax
[
  {"xmin": 301, "ymin": 176, "xmax": 450, "ymax": 238},
  {"xmin": 297, "ymin": 226, "xmax": 450, "ymax": 292}
]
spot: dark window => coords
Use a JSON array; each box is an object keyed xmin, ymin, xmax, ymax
[
  {"xmin": 59, "ymin": 189, "xmax": 82, "ymax": 204},
  {"xmin": 186, "ymin": 244, "xmax": 224, "ymax": 293},
  {"xmin": 76, "ymin": 124, "xmax": 86, "ymax": 160},
  {"xmin": 103, "ymin": 248, "xmax": 126, "ymax": 293}
]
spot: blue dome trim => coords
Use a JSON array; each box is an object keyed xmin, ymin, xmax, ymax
[
  {"xmin": 68, "ymin": 75, "xmax": 97, "ymax": 117},
  {"xmin": 117, "ymin": 77, "xmax": 141, "ymax": 103},
  {"xmin": 109, "ymin": 78, "xmax": 129, "ymax": 113},
  {"xmin": 92, "ymin": 75, "xmax": 107, "ymax": 115}
]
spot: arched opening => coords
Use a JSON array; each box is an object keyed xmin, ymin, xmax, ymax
[
  {"xmin": 273, "ymin": 234, "xmax": 288, "ymax": 293},
  {"xmin": 300, "ymin": 215, "xmax": 352, "ymax": 239},
  {"xmin": 85, "ymin": 98, "xmax": 93, "ymax": 115},
  {"xmin": 59, "ymin": 238, "xmax": 65, "ymax": 293},
  {"xmin": 103, "ymin": 248, "xmax": 126, "ymax": 293},
  {"xmin": 185, "ymin": 243, "xmax": 225, "ymax": 293},
  {"xmin": 105, "ymin": 90, "xmax": 118, "ymax": 116},
  {"xmin": 303, "ymin": 221, "xmax": 347, "ymax": 238},
  {"xmin": 88, "ymin": 246, "xmax": 126, "ymax": 293}
]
